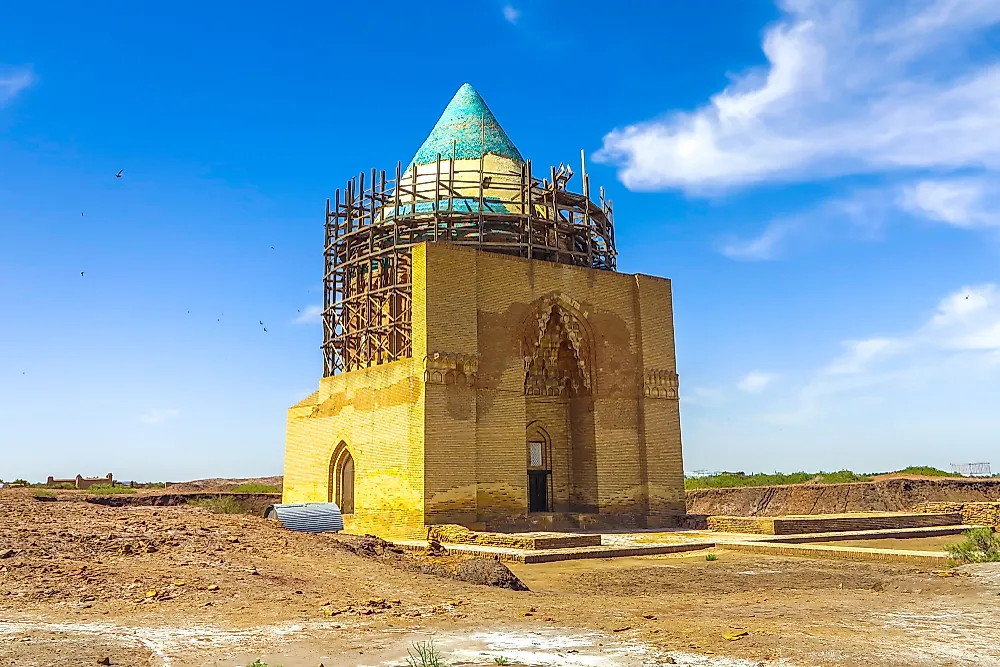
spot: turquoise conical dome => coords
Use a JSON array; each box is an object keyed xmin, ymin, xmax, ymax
[{"xmin": 408, "ymin": 84, "xmax": 524, "ymax": 168}]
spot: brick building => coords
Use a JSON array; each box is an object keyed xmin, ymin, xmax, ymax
[{"xmin": 283, "ymin": 84, "xmax": 685, "ymax": 538}]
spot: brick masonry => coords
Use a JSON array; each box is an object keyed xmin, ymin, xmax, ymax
[
  {"xmin": 723, "ymin": 541, "xmax": 952, "ymax": 567},
  {"xmin": 283, "ymin": 242, "xmax": 686, "ymax": 538},
  {"xmin": 707, "ymin": 512, "xmax": 963, "ymax": 535},
  {"xmin": 426, "ymin": 523, "xmax": 601, "ymax": 549},
  {"xmin": 913, "ymin": 502, "xmax": 1000, "ymax": 528}
]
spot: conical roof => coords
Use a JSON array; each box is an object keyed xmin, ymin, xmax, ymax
[{"xmin": 408, "ymin": 83, "xmax": 524, "ymax": 168}]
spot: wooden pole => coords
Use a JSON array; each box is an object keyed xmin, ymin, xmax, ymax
[
  {"xmin": 434, "ymin": 153, "xmax": 441, "ymax": 242},
  {"xmin": 582, "ymin": 150, "xmax": 592, "ymax": 267},
  {"xmin": 478, "ymin": 114, "xmax": 485, "ymax": 247},
  {"xmin": 526, "ymin": 159, "xmax": 533, "ymax": 261},
  {"xmin": 522, "ymin": 162, "xmax": 531, "ymax": 261}
]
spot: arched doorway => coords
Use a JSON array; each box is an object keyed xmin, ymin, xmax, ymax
[
  {"xmin": 330, "ymin": 444, "xmax": 355, "ymax": 514},
  {"xmin": 526, "ymin": 422, "xmax": 552, "ymax": 513},
  {"xmin": 523, "ymin": 300, "xmax": 597, "ymax": 513}
]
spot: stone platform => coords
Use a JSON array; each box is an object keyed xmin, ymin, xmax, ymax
[
  {"xmin": 427, "ymin": 524, "xmax": 601, "ymax": 550},
  {"xmin": 398, "ymin": 523, "xmax": 978, "ymax": 565},
  {"xmin": 706, "ymin": 511, "xmax": 962, "ymax": 535},
  {"xmin": 722, "ymin": 541, "xmax": 952, "ymax": 567},
  {"xmin": 396, "ymin": 539, "xmax": 710, "ymax": 564}
]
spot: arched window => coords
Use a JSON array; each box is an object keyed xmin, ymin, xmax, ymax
[{"xmin": 330, "ymin": 444, "xmax": 355, "ymax": 514}]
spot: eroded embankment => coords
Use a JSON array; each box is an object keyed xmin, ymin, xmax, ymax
[
  {"xmin": 81, "ymin": 492, "xmax": 282, "ymax": 516},
  {"xmin": 686, "ymin": 478, "xmax": 1000, "ymax": 517}
]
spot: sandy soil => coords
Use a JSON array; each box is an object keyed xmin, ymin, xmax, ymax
[{"xmin": 2, "ymin": 489, "xmax": 1000, "ymax": 667}]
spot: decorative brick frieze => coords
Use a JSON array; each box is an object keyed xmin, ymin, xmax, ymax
[
  {"xmin": 643, "ymin": 369, "xmax": 679, "ymax": 399},
  {"xmin": 423, "ymin": 351, "xmax": 479, "ymax": 386}
]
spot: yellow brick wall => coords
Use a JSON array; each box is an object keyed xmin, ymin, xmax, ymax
[
  {"xmin": 425, "ymin": 242, "xmax": 685, "ymax": 524},
  {"xmin": 282, "ymin": 358, "xmax": 426, "ymax": 538},
  {"xmin": 282, "ymin": 241, "xmax": 686, "ymax": 538}
]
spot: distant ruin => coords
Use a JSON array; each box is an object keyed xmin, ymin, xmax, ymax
[{"xmin": 46, "ymin": 473, "xmax": 114, "ymax": 490}]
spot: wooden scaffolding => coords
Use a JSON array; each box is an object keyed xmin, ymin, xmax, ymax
[{"xmin": 323, "ymin": 151, "xmax": 617, "ymax": 376}]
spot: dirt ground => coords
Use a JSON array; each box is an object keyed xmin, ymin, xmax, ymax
[
  {"xmin": 3, "ymin": 489, "xmax": 1000, "ymax": 667},
  {"xmin": 686, "ymin": 477, "xmax": 1000, "ymax": 517}
]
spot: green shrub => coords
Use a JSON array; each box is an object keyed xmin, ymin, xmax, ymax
[
  {"xmin": 406, "ymin": 641, "xmax": 445, "ymax": 667},
  {"xmin": 946, "ymin": 528, "xmax": 1000, "ymax": 564},
  {"xmin": 705, "ymin": 552, "xmax": 719, "ymax": 562},
  {"xmin": 890, "ymin": 466, "xmax": 955, "ymax": 477},
  {"xmin": 189, "ymin": 495, "xmax": 244, "ymax": 514},
  {"xmin": 685, "ymin": 470, "xmax": 871, "ymax": 489},
  {"xmin": 32, "ymin": 490, "xmax": 56, "ymax": 499},
  {"xmin": 245, "ymin": 660, "xmax": 282, "ymax": 667},
  {"xmin": 494, "ymin": 658, "xmax": 511, "ymax": 666},
  {"xmin": 231, "ymin": 483, "xmax": 280, "ymax": 494}
]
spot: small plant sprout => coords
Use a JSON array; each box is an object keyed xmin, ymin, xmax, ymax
[
  {"xmin": 494, "ymin": 657, "xmax": 512, "ymax": 665},
  {"xmin": 406, "ymin": 640, "xmax": 446, "ymax": 667},
  {"xmin": 706, "ymin": 552, "xmax": 719, "ymax": 561}
]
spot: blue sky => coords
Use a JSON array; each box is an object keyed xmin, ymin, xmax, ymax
[{"xmin": 2, "ymin": 0, "xmax": 999, "ymax": 483}]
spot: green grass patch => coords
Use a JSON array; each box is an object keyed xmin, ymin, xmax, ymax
[
  {"xmin": 946, "ymin": 527, "xmax": 1000, "ymax": 564},
  {"xmin": 890, "ymin": 466, "xmax": 955, "ymax": 477},
  {"xmin": 32, "ymin": 489, "xmax": 56, "ymax": 499},
  {"xmin": 230, "ymin": 482, "xmax": 280, "ymax": 494},
  {"xmin": 85, "ymin": 485, "xmax": 137, "ymax": 494},
  {"xmin": 685, "ymin": 470, "xmax": 871, "ymax": 489},
  {"xmin": 189, "ymin": 495, "xmax": 244, "ymax": 514},
  {"xmin": 705, "ymin": 552, "xmax": 719, "ymax": 561}
]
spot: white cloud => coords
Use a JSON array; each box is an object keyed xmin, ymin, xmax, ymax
[
  {"xmin": 824, "ymin": 338, "xmax": 904, "ymax": 375},
  {"xmin": 295, "ymin": 304, "xmax": 322, "ymax": 324},
  {"xmin": 0, "ymin": 65, "xmax": 35, "ymax": 106},
  {"xmin": 765, "ymin": 283, "xmax": 1000, "ymax": 423},
  {"xmin": 721, "ymin": 220, "xmax": 798, "ymax": 260},
  {"xmin": 681, "ymin": 386, "xmax": 726, "ymax": 406},
  {"xmin": 502, "ymin": 4, "xmax": 520, "ymax": 24},
  {"xmin": 738, "ymin": 371, "xmax": 777, "ymax": 393},
  {"xmin": 595, "ymin": 1, "xmax": 1000, "ymax": 193},
  {"xmin": 899, "ymin": 176, "xmax": 1000, "ymax": 228},
  {"xmin": 138, "ymin": 409, "xmax": 179, "ymax": 425},
  {"xmin": 722, "ymin": 186, "xmax": 892, "ymax": 260}
]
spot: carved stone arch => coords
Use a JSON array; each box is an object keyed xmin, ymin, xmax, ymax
[{"xmin": 520, "ymin": 294, "xmax": 596, "ymax": 397}]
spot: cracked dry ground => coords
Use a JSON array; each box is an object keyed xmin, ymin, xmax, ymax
[{"xmin": 2, "ymin": 489, "xmax": 1000, "ymax": 667}]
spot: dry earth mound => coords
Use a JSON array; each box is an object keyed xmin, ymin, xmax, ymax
[
  {"xmin": 686, "ymin": 477, "xmax": 1000, "ymax": 516},
  {"xmin": 165, "ymin": 475, "xmax": 283, "ymax": 491}
]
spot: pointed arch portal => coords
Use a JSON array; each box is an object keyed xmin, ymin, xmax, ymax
[
  {"xmin": 330, "ymin": 444, "xmax": 355, "ymax": 515},
  {"xmin": 523, "ymin": 298, "xmax": 598, "ymax": 513}
]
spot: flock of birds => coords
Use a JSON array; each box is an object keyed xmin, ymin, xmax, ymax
[{"xmin": 75, "ymin": 168, "xmax": 275, "ymax": 336}]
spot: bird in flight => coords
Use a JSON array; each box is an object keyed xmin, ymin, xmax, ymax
[
  {"xmin": 80, "ymin": 271, "xmax": 85, "ymax": 277},
  {"xmin": 271, "ymin": 246, "xmax": 275, "ymax": 250},
  {"xmin": 115, "ymin": 169, "xmax": 124, "ymax": 178},
  {"xmin": 259, "ymin": 320, "xmax": 263, "ymax": 326}
]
